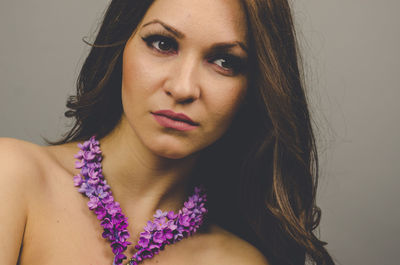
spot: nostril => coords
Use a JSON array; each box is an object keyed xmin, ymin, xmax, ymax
[
  {"xmin": 178, "ymin": 98, "xmax": 195, "ymax": 105},
  {"xmin": 164, "ymin": 88, "xmax": 197, "ymax": 104}
]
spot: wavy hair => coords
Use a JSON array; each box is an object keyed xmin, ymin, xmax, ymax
[{"xmin": 52, "ymin": 0, "xmax": 334, "ymax": 264}]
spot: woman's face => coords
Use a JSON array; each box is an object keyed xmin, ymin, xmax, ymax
[{"xmin": 121, "ymin": 0, "xmax": 248, "ymax": 159}]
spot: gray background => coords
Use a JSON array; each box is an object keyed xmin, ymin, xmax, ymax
[{"xmin": 0, "ymin": 1, "xmax": 399, "ymax": 264}]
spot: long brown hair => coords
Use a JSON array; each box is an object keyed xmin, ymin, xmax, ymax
[{"xmin": 52, "ymin": 0, "xmax": 334, "ymax": 264}]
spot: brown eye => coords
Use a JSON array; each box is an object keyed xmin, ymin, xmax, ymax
[
  {"xmin": 214, "ymin": 58, "xmax": 233, "ymax": 70},
  {"xmin": 142, "ymin": 34, "xmax": 178, "ymax": 54},
  {"xmin": 210, "ymin": 54, "xmax": 246, "ymax": 75}
]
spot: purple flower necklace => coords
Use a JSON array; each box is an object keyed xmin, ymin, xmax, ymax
[{"xmin": 73, "ymin": 136, "xmax": 208, "ymax": 265}]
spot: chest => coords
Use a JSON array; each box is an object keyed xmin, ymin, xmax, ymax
[{"xmin": 18, "ymin": 179, "xmax": 203, "ymax": 265}]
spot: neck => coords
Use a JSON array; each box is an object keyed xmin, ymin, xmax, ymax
[{"xmin": 98, "ymin": 116, "xmax": 199, "ymax": 216}]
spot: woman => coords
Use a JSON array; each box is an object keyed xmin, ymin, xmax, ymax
[{"xmin": 0, "ymin": 0, "xmax": 335, "ymax": 264}]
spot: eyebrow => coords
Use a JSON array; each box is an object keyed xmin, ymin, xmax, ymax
[{"xmin": 141, "ymin": 19, "xmax": 248, "ymax": 53}]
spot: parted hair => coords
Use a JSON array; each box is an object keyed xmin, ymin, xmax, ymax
[{"xmin": 52, "ymin": 0, "xmax": 335, "ymax": 264}]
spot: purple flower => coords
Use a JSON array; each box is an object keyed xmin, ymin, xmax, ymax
[
  {"xmin": 87, "ymin": 196, "xmax": 100, "ymax": 210},
  {"xmin": 88, "ymin": 168, "xmax": 99, "ymax": 179},
  {"xmin": 91, "ymin": 145, "xmax": 101, "ymax": 154},
  {"xmin": 102, "ymin": 229, "xmax": 115, "ymax": 241},
  {"xmin": 163, "ymin": 228, "xmax": 174, "ymax": 240},
  {"xmin": 122, "ymin": 240, "xmax": 132, "ymax": 248},
  {"xmin": 106, "ymin": 202, "xmax": 121, "ymax": 216},
  {"xmin": 144, "ymin": 221, "xmax": 156, "ymax": 232},
  {"xmin": 83, "ymin": 151, "xmax": 96, "ymax": 161},
  {"xmin": 133, "ymin": 252, "xmax": 142, "ymax": 262},
  {"xmin": 181, "ymin": 207, "xmax": 191, "ymax": 214},
  {"xmin": 113, "ymin": 253, "xmax": 127, "ymax": 265},
  {"xmin": 174, "ymin": 231, "xmax": 184, "ymax": 241},
  {"xmin": 73, "ymin": 174, "xmax": 83, "ymax": 187},
  {"xmin": 102, "ymin": 194, "xmax": 114, "ymax": 204},
  {"xmin": 138, "ymin": 237, "xmax": 149, "ymax": 248},
  {"xmin": 111, "ymin": 242, "xmax": 125, "ymax": 255},
  {"xmin": 116, "ymin": 220, "xmax": 129, "ymax": 231},
  {"xmin": 178, "ymin": 225, "xmax": 188, "ymax": 236},
  {"xmin": 153, "ymin": 231, "xmax": 166, "ymax": 244},
  {"xmin": 184, "ymin": 199, "xmax": 195, "ymax": 209},
  {"xmin": 140, "ymin": 231, "xmax": 152, "ymax": 239},
  {"xmin": 167, "ymin": 211, "xmax": 178, "ymax": 220},
  {"xmin": 128, "ymin": 259, "xmax": 138, "ymax": 265},
  {"xmin": 101, "ymin": 181, "xmax": 111, "ymax": 192},
  {"xmin": 116, "ymin": 221, "xmax": 128, "ymax": 231},
  {"xmin": 154, "ymin": 217, "xmax": 167, "ymax": 231},
  {"xmin": 74, "ymin": 150, "xmax": 84, "ymax": 160},
  {"xmin": 81, "ymin": 166, "xmax": 90, "ymax": 177},
  {"xmin": 153, "ymin": 209, "xmax": 167, "ymax": 218},
  {"xmin": 95, "ymin": 186, "xmax": 108, "ymax": 199},
  {"xmin": 78, "ymin": 140, "xmax": 90, "ymax": 150},
  {"xmin": 87, "ymin": 162, "xmax": 99, "ymax": 169},
  {"xmin": 89, "ymin": 136, "xmax": 99, "ymax": 145},
  {"xmin": 74, "ymin": 137, "xmax": 208, "ymax": 264},
  {"xmin": 100, "ymin": 218, "xmax": 113, "ymax": 229},
  {"xmin": 167, "ymin": 220, "xmax": 177, "ymax": 230},
  {"xmin": 191, "ymin": 194, "xmax": 199, "ymax": 202},
  {"xmin": 137, "ymin": 248, "xmax": 154, "ymax": 260},
  {"xmin": 113, "ymin": 213, "xmax": 126, "ymax": 224},
  {"xmin": 94, "ymin": 205, "xmax": 107, "ymax": 220},
  {"xmin": 179, "ymin": 215, "xmax": 191, "ymax": 227},
  {"xmin": 75, "ymin": 160, "xmax": 85, "ymax": 169},
  {"xmin": 88, "ymin": 177, "xmax": 100, "ymax": 185},
  {"xmin": 149, "ymin": 243, "xmax": 161, "ymax": 253},
  {"xmin": 78, "ymin": 182, "xmax": 94, "ymax": 197}
]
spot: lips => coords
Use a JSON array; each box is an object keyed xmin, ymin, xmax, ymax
[
  {"xmin": 151, "ymin": 110, "xmax": 199, "ymax": 131},
  {"xmin": 152, "ymin": 110, "xmax": 198, "ymax": 125}
]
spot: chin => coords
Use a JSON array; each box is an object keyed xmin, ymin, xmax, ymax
[
  {"xmin": 153, "ymin": 147, "xmax": 195, "ymax": 160},
  {"xmin": 146, "ymin": 139, "xmax": 193, "ymax": 160}
]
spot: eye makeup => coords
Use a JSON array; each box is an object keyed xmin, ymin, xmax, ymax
[
  {"xmin": 207, "ymin": 52, "xmax": 247, "ymax": 76},
  {"xmin": 140, "ymin": 30, "xmax": 248, "ymax": 76},
  {"xmin": 141, "ymin": 30, "xmax": 179, "ymax": 55}
]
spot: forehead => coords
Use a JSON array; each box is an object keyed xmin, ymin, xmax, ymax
[{"xmin": 140, "ymin": 0, "xmax": 248, "ymax": 43}]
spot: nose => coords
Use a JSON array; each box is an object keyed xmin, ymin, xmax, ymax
[{"xmin": 163, "ymin": 54, "xmax": 200, "ymax": 104}]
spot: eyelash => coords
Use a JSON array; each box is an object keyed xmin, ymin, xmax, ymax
[
  {"xmin": 142, "ymin": 34, "xmax": 178, "ymax": 55},
  {"xmin": 141, "ymin": 33, "xmax": 246, "ymax": 76}
]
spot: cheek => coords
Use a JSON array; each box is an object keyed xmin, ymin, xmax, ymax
[
  {"xmin": 204, "ymin": 81, "xmax": 247, "ymax": 132},
  {"xmin": 122, "ymin": 47, "xmax": 149, "ymax": 95},
  {"xmin": 121, "ymin": 42, "xmax": 161, "ymax": 113}
]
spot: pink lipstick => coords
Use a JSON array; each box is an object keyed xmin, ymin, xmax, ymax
[{"xmin": 151, "ymin": 110, "xmax": 199, "ymax": 131}]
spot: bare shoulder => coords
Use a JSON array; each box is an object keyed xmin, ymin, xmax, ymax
[
  {"xmin": 195, "ymin": 224, "xmax": 270, "ymax": 265},
  {"xmin": 0, "ymin": 138, "xmax": 52, "ymax": 263},
  {"xmin": 0, "ymin": 137, "xmax": 77, "ymax": 190},
  {"xmin": 0, "ymin": 138, "xmax": 47, "ymax": 186},
  {"xmin": 0, "ymin": 137, "xmax": 77, "ymax": 175},
  {"xmin": 0, "ymin": 137, "xmax": 47, "ymax": 218}
]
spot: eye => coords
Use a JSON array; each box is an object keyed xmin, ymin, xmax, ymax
[
  {"xmin": 141, "ymin": 34, "xmax": 178, "ymax": 54},
  {"xmin": 210, "ymin": 54, "xmax": 246, "ymax": 75}
]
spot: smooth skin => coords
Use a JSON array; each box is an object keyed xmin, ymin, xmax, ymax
[{"xmin": 0, "ymin": 0, "xmax": 269, "ymax": 264}]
